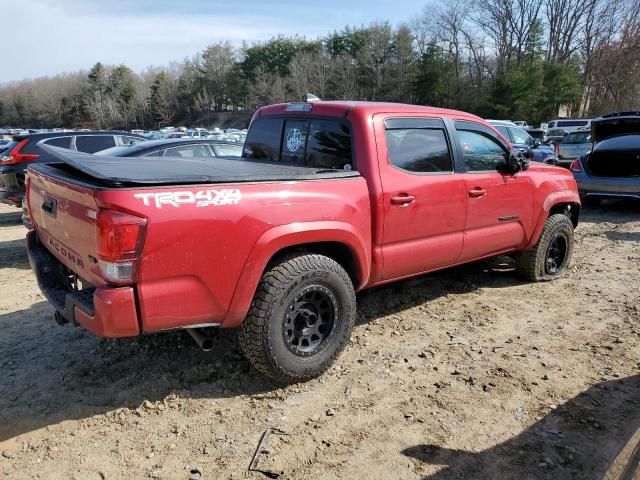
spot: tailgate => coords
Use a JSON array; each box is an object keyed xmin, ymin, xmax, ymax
[{"xmin": 28, "ymin": 167, "xmax": 107, "ymax": 287}]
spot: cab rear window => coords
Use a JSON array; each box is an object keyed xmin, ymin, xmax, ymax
[{"xmin": 244, "ymin": 117, "xmax": 353, "ymax": 170}]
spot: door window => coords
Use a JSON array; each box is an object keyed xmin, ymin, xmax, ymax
[
  {"xmin": 508, "ymin": 127, "xmax": 533, "ymax": 146},
  {"xmin": 385, "ymin": 127, "xmax": 452, "ymax": 173},
  {"xmin": 212, "ymin": 144, "xmax": 243, "ymax": 156},
  {"xmin": 161, "ymin": 144, "xmax": 212, "ymax": 158},
  {"xmin": 42, "ymin": 136, "xmax": 72, "ymax": 149},
  {"xmin": 75, "ymin": 135, "xmax": 116, "ymax": 153},
  {"xmin": 494, "ymin": 126, "xmax": 510, "ymax": 140},
  {"xmin": 121, "ymin": 135, "xmax": 144, "ymax": 145},
  {"xmin": 457, "ymin": 130, "xmax": 508, "ymax": 172}
]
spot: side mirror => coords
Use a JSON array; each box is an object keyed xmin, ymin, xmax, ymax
[
  {"xmin": 533, "ymin": 139, "xmax": 541, "ymax": 148},
  {"xmin": 504, "ymin": 152, "xmax": 529, "ymax": 173}
]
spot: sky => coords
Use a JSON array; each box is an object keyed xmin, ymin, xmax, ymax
[{"xmin": 3, "ymin": 0, "xmax": 427, "ymax": 83}]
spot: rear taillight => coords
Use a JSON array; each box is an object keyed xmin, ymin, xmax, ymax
[
  {"xmin": 555, "ymin": 143, "xmax": 560, "ymax": 155},
  {"xmin": 1, "ymin": 139, "xmax": 39, "ymax": 165},
  {"xmin": 570, "ymin": 159, "xmax": 582, "ymax": 173},
  {"xmin": 25, "ymin": 175, "xmax": 37, "ymax": 229},
  {"xmin": 96, "ymin": 209, "xmax": 146, "ymax": 284}
]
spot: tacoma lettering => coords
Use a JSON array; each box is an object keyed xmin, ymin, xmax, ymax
[{"xmin": 48, "ymin": 238, "xmax": 84, "ymax": 269}]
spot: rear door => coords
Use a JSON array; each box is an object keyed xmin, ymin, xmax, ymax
[
  {"xmin": 375, "ymin": 116, "xmax": 467, "ymax": 280},
  {"xmin": 453, "ymin": 120, "xmax": 533, "ymax": 261}
]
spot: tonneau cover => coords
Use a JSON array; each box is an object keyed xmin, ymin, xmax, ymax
[{"xmin": 38, "ymin": 145, "xmax": 359, "ymax": 187}]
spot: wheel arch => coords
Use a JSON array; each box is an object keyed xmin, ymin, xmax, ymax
[
  {"xmin": 525, "ymin": 190, "xmax": 581, "ymax": 249},
  {"xmin": 221, "ymin": 221, "xmax": 370, "ymax": 327}
]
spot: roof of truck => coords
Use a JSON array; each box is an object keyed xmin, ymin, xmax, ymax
[{"xmin": 257, "ymin": 101, "xmax": 486, "ymax": 123}]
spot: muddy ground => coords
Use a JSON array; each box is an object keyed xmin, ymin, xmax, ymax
[{"xmin": 0, "ymin": 202, "xmax": 638, "ymax": 480}]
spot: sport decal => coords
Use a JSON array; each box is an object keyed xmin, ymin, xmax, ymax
[
  {"xmin": 286, "ymin": 128, "xmax": 302, "ymax": 152},
  {"xmin": 134, "ymin": 189, "xmax": 242, "ymax": 208}
]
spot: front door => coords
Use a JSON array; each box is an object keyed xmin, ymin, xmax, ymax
[
  {"xmin": 375, "ymin": 116, "xmax": 468, "ymax": 280},
  {"xmin": 453, "ymin": 121, "xmax": 533, "ymax": 262}
]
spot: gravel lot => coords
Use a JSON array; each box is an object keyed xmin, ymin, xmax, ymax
[{"xmin": 0, "ymin": 201, "xmax": 638, "ymax": 479}]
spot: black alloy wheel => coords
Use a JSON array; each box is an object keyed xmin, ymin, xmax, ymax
[
  {"xmin": 283, "ymin": 285, "xmax": 337, "ymax": 356},
  {"xmin": 545, "ymin": 234, "xmax": 568, "ymax": 274}
]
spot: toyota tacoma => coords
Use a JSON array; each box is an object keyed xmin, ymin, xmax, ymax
[{"xmin": 25, "ymin": 100, "xmax": 581, "ymax": 383}]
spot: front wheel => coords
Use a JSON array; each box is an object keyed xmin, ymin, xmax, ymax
[
  {"xmin": 238, "ymin": 254, "xmax": 356, "ymax": 384},
  {"xmin": 515, "ymin": 214, "xmax": 575, "ymax": 282}
]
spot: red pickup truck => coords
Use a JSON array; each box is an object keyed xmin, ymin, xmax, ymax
[{"xmin": 25, "ymin": 101, "xmax": 580, "ymax": 383}]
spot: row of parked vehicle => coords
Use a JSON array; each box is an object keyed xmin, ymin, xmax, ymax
[
  {"xmin": 481, "ymin": 114, "xmax": 639, "ymax": 205},
  {"xmin": 0, "ymin": 130, "xmax": 243, "ymax": 225},
  {"xmin": 141, "ymin": 127, "xmax": 248, "ymax": 144}
]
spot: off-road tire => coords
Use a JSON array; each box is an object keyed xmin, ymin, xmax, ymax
[
  {"xmin": 516, "ymin": 214, "xmax": 575, "ymax": 282},
  {"xmin": 238, "ymin": 254, "xmax": 356, "ymax": 384}
]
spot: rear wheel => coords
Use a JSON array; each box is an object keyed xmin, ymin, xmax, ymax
[
  {"xmin": 238, "ymin": 254, "xmax": 356, "ymax": 384},
  {"xmin": 516, "ymin": 214, "xmax": 575, "ymax": 282}
]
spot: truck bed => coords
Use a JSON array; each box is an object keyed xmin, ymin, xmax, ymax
[{"xmin": 38, "ymin": 145, "xmax": 359, "ymax": 187}]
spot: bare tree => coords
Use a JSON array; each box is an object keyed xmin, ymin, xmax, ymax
[{"xmin": 288, "ymin": 51, "xmax": 333, "ymax": 99}]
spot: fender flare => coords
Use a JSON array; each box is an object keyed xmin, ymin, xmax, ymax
[
  {"xmin": 525, "ymin": 189, "xmax": 581, "ymax": 249},
  {"xmin": 221, "ymin": 221, "xmax": 370, "ymax": 327}
]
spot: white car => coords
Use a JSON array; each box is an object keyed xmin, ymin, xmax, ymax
[{"xmin": 546, "ymin": 118, "xmax": 591, "ymax": 134}]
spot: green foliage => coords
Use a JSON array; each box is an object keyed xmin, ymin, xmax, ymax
[
  {"xmin": 241, "ymin": 36, "xmax": 322, "ymax": 79},
  {"xmin": 148, "ymin": 72, "xmax": 172, "ymax": 127},
  {"xmin": 487, "ymin": 60, "xmax": 582, "ymax": 124},
  {"xmin": 414, "ymin": 46, "xmax": 456, "ymax": 107}
]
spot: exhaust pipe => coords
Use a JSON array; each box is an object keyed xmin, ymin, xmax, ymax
[
  {"xmin": 186, "ymin": 328, "xmax": 215, "ymax": 352},
  {"xmin": 54, "ymin": 311, "xmax": 68, "ymax": 325}
]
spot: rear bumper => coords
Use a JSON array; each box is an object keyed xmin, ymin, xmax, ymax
[
  {"xmin": 27, "ymin": 230, "xmax": 140, "ymax": 337},
  {"xmin": 557, "ymin": 157, "xmax": 576, "ymax": 167},
  {"xmin": 575, "ymin": 174, "xmax": 640, "ymax": 200},
  {"xmin": 21, "ymin": 196, "xmax": 33, "ymax": 230},
  {"xmin": 0, "ymin": 168, "xmax": 23, "ymax": 206}
]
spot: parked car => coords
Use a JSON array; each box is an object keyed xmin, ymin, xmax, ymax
[
  {"xmin": 185, "ymin": 128, "xmax": 210, "ymax": 138},
  {"xmin": 526, "ymin": 128, "xmax": 546, "ymax": 142},
  {"xmin": 0, "ymin": 139, "xmax": 12, "ymax": 154},
  {"xmin": 513, "ymin": 121, "xmax": 529, "ymax": 128},
  {"xmin": 0, "ymin": 131, "xmax": 145, "ymax": 207},
  {"xmin": 570, "ymin": 111, "xmax": 640, "ymax": 204},
  {"xmin": 557, "ymin": 129, "xmax": 592, "ymax": 167},
  {"xmin": 95, "ymin": 138, "xmax": 243, "ymax": 158},
  {"xmin": 489, "ymin": 120, "xmax": 558, "ymax": 164},
  {"xmin": 546, "ymin": 118, "xmax": 592, "ymax": 134},
  {"xmin": 25, "ymin": 100, "xmax": 580, "ymax": 384},
  {"xmin": 545, "ymin": 128, "xmax": 568, "ymax": 146}
]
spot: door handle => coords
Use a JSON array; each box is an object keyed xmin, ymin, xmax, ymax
[
  {"xmin": 468, "ymin": 188, "xmax": 487, "ymax": 198},
  {"xmin": 390, "ymin": 194, "xmax": 416, "ymax": 206}
]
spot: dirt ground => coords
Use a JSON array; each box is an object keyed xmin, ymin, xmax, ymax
[{"xmin": 0, "ymin": 201, "xmax": 638, "ymax": 480}]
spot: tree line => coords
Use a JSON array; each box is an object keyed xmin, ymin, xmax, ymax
[{"xmin": 0, "ymin": 0, "xmax": 638, "ymax": 130}]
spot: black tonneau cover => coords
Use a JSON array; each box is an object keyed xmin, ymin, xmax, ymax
[{"xmin": 38, "ymin": 145, "xmax": 359, "ymax": 187}]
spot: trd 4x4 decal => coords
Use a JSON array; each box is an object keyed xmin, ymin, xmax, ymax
[{"xmin": 134, "ymin": 189, "xmax": 242, "ymax": 208}]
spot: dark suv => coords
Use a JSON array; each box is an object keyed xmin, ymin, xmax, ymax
[{"xmin": 0, "ymin": 131, "xmax": 145, "ymax": 206}]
